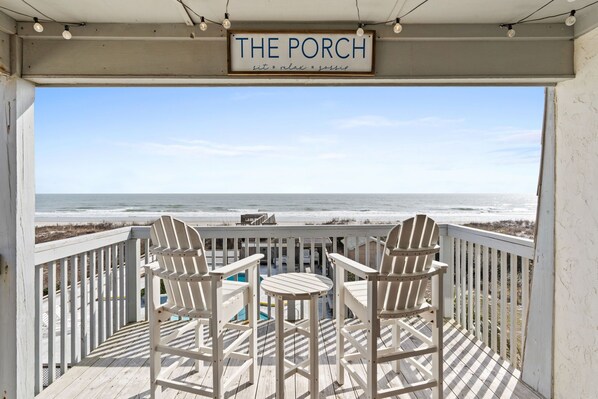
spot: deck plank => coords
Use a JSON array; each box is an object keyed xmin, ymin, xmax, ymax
[{"xmin": 35, "ymin": 319, "xmax": 541, "ymax": 399}]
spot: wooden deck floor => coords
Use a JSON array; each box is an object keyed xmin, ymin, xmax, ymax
[{"xmin": 36, "ymin": 318, "xmax": 541, "ymax": 399}]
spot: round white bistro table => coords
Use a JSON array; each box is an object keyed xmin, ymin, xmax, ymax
[{"xmin": 261, "ymin": 272, "xmax": 333, "ymax": 399}]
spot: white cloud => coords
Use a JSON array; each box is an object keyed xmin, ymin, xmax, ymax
[
  {"xmin": 334, "ymin": 115, "xmax": 464, "ymax": 129},
  {"xmin": 296, "ymin": 134, "xmax": 339, "ymax": 145},
  {"xmin": 318, "ymin": 152, "xmax": 346, "ymax": 160},
  {"xmin": 123, "ymin": 139, "xmax": 284, "ymax": 157}
]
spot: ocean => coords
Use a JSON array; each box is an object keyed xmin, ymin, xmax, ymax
[{"xmin": 35, "ymin": 193, "xmax": 537, "ymax": 224}]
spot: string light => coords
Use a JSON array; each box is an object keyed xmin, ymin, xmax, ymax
[
  {"xmin": 222, "ymin": 13, "xmax": 231, "ymax": 29},
  {"xmin": 500, "ymin": 0, "xmax": 598, "ymax": 37},
  {"xmin": 33, "ymin": 17, "xmax": 43, "ymax": 32},
  {"xmin": 356, "ymin": 24, "xmax": 364, "ymax": 36},
  {"xmin": 62, "ymin": 25, "xmax": 72, "ymax": 40},
  {"xmin": 565, "ymin": 10, "xmax": 576, "ymax": 26},
  {"xmin": 393, "ymin": 18, "xmax": 403, "ymax": 34},
  {"xmin": 199, "ymin": 16, "xmax": 208, "ymax": 31}
]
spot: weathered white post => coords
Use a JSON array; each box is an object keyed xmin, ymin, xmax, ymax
[
  {"xmin": 521, "ymin": 87, "xmax": 555, "ymax": 399},
  {"xmin": 125, "ymin": 237, "xmax": 141, "ymax": 323},
  {"xmin": 439, "ymin": 227, "xmax": 454, "ymax": 319},
  {"xmin": 0, "ymin": 73, "xmax": 36, "ymax": 398}
]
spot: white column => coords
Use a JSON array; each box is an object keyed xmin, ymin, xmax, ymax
[
  {"xmin": 521, "ymin": 87, "xmax": 555, "ymax": 398},
  {"xmin": 550, "ymin": 26, "xmax": 598, "ymax": 399},
  {"xmin": 0, "ymin": 75, "xmax": 36, "ymax": 398}
]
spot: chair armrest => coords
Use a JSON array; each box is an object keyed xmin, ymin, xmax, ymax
[
  {"xmin": 328, "ymin": 253, "xmax": 378, "ymax": 279},
  {"xmin": 431, "ymin": 260, "xmax": 448, "ymax": 273},
  {"xmin": 210, "ymin": 254, "xmax": 264, "ymax": 279}
]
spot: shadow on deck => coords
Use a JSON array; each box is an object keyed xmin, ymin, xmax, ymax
[{"xmin": 35, "ymin": 318, "xmax": 541, "ymax": 399}]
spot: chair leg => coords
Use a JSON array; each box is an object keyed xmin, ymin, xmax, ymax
[
  {"xmin": 149, "ymin": 309, "xmax": 162, "ymax": 399},
  {"xmin": 148, "ymin": 274, "xmax": 162, "ymax": 399},
  {"xmin": 195, "ymin": 322, "xmax": 204, "ymax": 372},
  {"xmin": 211, "ymin": 320, "xmax": 225, "ymax": 399},
  {"xmin": 366, "ymin": 326, "xmax": 378, "ymax": 399},
  {"xmin": 392, "ymin": 321, "xmax": 400, "ymax": 373},
  {"xmin": 248, "ymin": 267, "xmax": 258, "ymax": 384},
  {"xmin": 431, "ymin": 310, "xmax": 443, "ymax": 399},
  {"xmin": 335, "ymin": 273, "xmax": 345, "ymax": 385}
]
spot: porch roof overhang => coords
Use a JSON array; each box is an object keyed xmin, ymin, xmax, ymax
[{"xmin": 0, "ymin": 0, "xmax": 597, "ymax": 85}]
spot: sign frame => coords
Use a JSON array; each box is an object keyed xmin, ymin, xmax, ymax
[{"xmin": 227, "ymin": 30, "xmax": 376, "ymax": 76}]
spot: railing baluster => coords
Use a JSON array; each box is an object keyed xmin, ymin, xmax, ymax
[
  {"xmin": 500, "ymin": 250, "xmax": 507, "ymax": 359},
  {"xmin": 475, "ymin": 243, "xmax": 481, "ymax": 340},
  {"xmin": 98, "ymin": 248, "xmax": 105, "ymax": 345},
  {"xmin": 460, "ymin": 240, "xmax": 467, "ymax": 328},
  {"xmin": 223, "ymin": 237, "xmax": 228, "ymax": 266},
  {"xmin": 510, "ymin": 253, "xmax": 517, "ymax": 365},
  {"xmin": 482, "ymin": 246, "xmax": 489, "ymax": 345},
  {"xmin": 48, "ymin": 261, "xmax": 57, "ymax": 384},
  {"xmin": 34, "ymin": 264, "xmax": 43, "ymax": 394},
  {"xmin": 60, "ymin": 257, "xmax": 68, "ymax": 375},
  {"xmin": 112, "ymin": 244, "xmax": 119, "ymax": 333},
  {"xmin": 80, "ymin": 253, "xmax": 88, "ymax": 359},
  {"xmin": 468, "ymin": 241, "xmax": 474, "ymax": 333},
  {"xmin": 211, "ymin": 238, "xmax": 216, "ymax": 270},
  {"xmin": 70, "ymin": 255, "xmax": 79, "ymax": 364},
  {"xmin": 267, "ymin": 237, "xmax": 272, "ymax": 320},
  {"xmin": 491, "ymin": 248, "xmax": 498, "ymax": 353},
  {"xmin": 105, "ymin": 246, "xmax": 112, "ymax": 338},
  {"xmin": 365, "ymin": 236, "xmax": 370, "ymax": 268},
  {"xmin": 455, "ymin": 238, "xmax": 461, "ymax": 325},
  {"xmin": 90, "ymin": 251, "xmax": 97, "ymax": 351},
  {"xmin": 119, "ymin": 242, "xmax": 125, "ymax": 328}
]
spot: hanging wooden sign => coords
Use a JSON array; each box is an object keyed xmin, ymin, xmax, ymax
[{"xmin": 228, "ymin": 31, "xmax": 375, "ymax": 75}]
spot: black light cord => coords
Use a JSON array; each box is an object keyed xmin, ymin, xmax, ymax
[
  {"xmin": 175, "ymin": 0, "xmax": 219, "ymax": 24},
  {"xmin": 363, "ymin": 0, "xmax": 430, "ymax": 27},
  {"xmin": 20, "ymin": 0, "xmax": 56, "ymax": 22},
  {"xmin": 517, "ymin": 0, "xmax": 554, "ymax": 24},
  {"xmin": 0, "ymin": 4, "xmax": 84, "ymax": 26},
  {"xmin": 501, "ymin": 0, "xmax": 598, "ymax": 28}
]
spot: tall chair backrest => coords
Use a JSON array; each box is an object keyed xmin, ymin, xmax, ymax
[
  {"xmin": 377, "ymin": 214, "xmax": 440, "ymax": 312},
  {"xmin": 150, "ymin": 216, "xmax": 212, "ymax": 311}
]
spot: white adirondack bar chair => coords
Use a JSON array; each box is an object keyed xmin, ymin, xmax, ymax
[
  {"xmin": 329, "ymin": 214, "xmax": 447, "ymax": 399},
  {"xmin": 146, "ymin": 216, "xmax": 263, "ymax": 398}
]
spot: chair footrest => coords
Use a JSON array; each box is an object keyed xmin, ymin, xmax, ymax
[{"xmin": 156, "ymin": 377, "xmax": 212, "ymax": 397}]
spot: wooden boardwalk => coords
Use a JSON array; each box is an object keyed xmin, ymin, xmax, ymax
[{"xmin": 36, "ymin": 318, "xmax": 541, "ymax": 399}]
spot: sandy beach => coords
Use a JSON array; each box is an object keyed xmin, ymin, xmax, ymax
[{"xmin": 35, "ymin": 219, "xmax": 535, "ymax": 244}]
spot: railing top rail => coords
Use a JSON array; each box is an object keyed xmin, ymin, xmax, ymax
[
  {"xmin": 130, "ymin": 224, "xmax": 397, "ymax": 240},
  {"xmin": 35, "ymin": 226, "xmax": 133, "ymax": 265},
  {"xmin": 442, "ymin": 223, "xmax": 534, "ymax": 259}
]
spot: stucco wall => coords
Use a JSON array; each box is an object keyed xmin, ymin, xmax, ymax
[{"xmin": 554, "ymin": 27, "xmax": 598, "ymax": 398}]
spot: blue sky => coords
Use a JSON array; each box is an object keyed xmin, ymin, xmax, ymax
[{"xmin": 35, "ymin": 87, "xmax": 544, "ymax": 193}]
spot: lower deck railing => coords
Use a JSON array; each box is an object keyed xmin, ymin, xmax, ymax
[{"xmin": 33, "ymin": 222, "xmax": 534, "ymax": 394}]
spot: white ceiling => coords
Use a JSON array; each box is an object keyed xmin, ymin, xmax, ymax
[{"xmin": 0, "ymin": 0, "xmax": 595, "ymax": 25}]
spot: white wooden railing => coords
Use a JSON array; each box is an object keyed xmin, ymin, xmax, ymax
[
  {"xmin": 438, "ymin": 224, "xmax": 534, "ymax": 369},
  {"xmin": 33, "ymin": 228, "xmax": 153, "ymax": 394},
  {"xmin": 33, "ymin": 222, "xmax": 534, "ymax": 393}
]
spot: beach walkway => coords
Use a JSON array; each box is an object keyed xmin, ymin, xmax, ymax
[{"xmin": 35, "ymin": 318, "xmax": 540, "ymax": 399}]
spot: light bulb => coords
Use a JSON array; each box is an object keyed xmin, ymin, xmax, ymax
[
  {"xmin": 33, "ymin": 17, "xmax": 43, "ymax": 33},
  {"xmin": 356, "ymin": 26, "xmax": 364, "ymax": 37},
  {"xmin": 393, "ymin": 18, "xmax": 403, "ymax": 34},
  {"xmin": 565, "ymin": 11, "xmax": 576, "ymax": 26},
  {"xmin": 222, "ymin": 13, "xmax": 231, "ymax": 29},
  {"xmin": 507, "ymin": 25, "xmax": 516, "ymax": 38},
  {"xmin": 199, "ymin": 17, "xmax": 208, "ymax": 31},
  {"xmin": 62, "ymin": 25, "xmax": 72, "ymax": 40}
]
